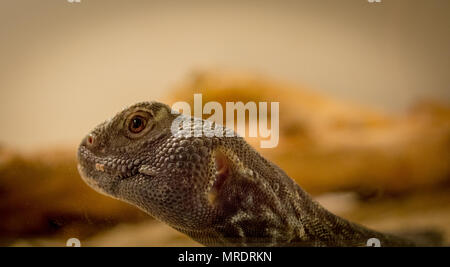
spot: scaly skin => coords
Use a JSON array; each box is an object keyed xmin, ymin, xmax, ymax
[{"xmin": 77, "ymin": 101, "xmax": 416, "ymax": 246}]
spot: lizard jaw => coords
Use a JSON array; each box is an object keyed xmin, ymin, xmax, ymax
[
  {"xmin": 77, "ymin": 145, "xmax": 143, "ymax": 197},
  {"xmin": 77, "ymin": 163, "xmax": 118, "ymax": 197},
  {"xmin": 78, "ymin": 145, "xmax": 141, "ymax": 178}
]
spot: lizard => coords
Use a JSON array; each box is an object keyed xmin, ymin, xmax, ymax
[{"xmin": 76, "ymin": 101, "xmax": 436, "ymax": 246}]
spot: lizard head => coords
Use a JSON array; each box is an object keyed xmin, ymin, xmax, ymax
[
  {"xmin": 77, "ymin": 101, "xmax": 233, "ymax": 232},
  {"xmin": 77, "ymin": 101, "xmax": 175, "ymax": 197}
]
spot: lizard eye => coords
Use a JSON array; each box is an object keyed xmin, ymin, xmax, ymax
[
  {"xmin": 129, "ymin": 115, "xmax": 146, "ymax": 133},
  {"xmin": 125, "ymin": 110, "xmax": 155, "ymax": 138}
]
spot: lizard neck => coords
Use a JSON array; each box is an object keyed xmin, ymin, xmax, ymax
[
  {"xmin": 198, "ymin": 138, "xmax": 412, "ymax": 246},
  {"xmin": 200, "ymin": 182, "xmax": 412, "ymax": 246},
  {"xmin": 166, "ymin": 137, "xmax": 413, "ymax": 247}
]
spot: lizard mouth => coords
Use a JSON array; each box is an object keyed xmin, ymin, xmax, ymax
[
  {"xmin": 77, "ymin": 145, "xmax": 140, "ymax": 180},
  {"xmin": 77, "ymin": 145, "xmax": 143, "ymax": 197}
]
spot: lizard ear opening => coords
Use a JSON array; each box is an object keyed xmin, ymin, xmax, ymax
[{"xmin": 208, "ymin": 150, "xmax": 231, "ymax": 204}]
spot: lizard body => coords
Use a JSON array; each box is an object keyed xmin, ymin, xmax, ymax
[{"xmin": 77, "ymin": 101, "xmax": 418, "ymax": 246}]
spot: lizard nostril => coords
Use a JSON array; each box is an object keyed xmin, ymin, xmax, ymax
[{"xmin": 86, "ymin": 134, "xmax": 95, "ymax": 147}]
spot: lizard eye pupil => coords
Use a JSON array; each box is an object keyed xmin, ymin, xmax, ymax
[{"xmin": 129, "ymin": 116, "xmax": 146, "ymax": 133}]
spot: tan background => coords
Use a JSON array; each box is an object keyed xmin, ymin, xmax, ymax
[
  {"xmin": 0, "ymin": 0, "xmax": 449, "ymax": 151},
  {"xmin": 1, "ymin": 0, "xmax": 450, "ymax": 246}
]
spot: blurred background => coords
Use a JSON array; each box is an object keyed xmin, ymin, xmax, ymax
[{"xmin": 0, "ymin": 0, "xmax": 449, "ymax": 246}]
